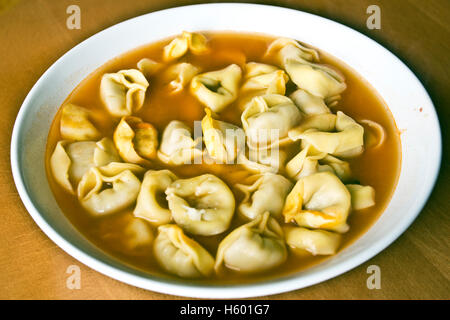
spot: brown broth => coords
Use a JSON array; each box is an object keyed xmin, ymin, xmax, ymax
[{"xmin": 45, "ymin": 32, "xmax": 401, "ymax": 284}]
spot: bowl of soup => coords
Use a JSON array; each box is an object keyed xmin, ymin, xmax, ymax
[{"xmin": 10, "ymin": 4, "xmax": 441, "ymax": 298}]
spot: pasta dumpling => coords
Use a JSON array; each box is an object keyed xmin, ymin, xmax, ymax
[
  {"xmin": 100, "ymin": 69, "xmax": 149, "ymax": 117},
  {"xmin": 215, "ymin": 212, "xmax": 287, "ymax": 273},
  {"xmin": 201, "ymin": 108, "xmax": 245, "ymax": 163},
  {"xmin": 265, "ymin": 38, "xmax": 319, "ymax": 66},
  {"xmin": 133, "ymin": 170, "xmax": 178, "ymax": 225},
  {"xmin": 289, "ymin": 111, "xmax": 365, "ymax": 158},
  {"xmin": 162, "ymin": 62, "xmax": 200, "ymax": 93},
  {"xmin": 240, "ymin": 63, "xmax": 289, "ymax": 98},
  {"xmin": 346, "ymin": 184, "xmax": 376, "ymax": 210},
  {"xmin": 241, "ymin": 94, "xmax": 301, "ymax": 149},
  {"xmin": 60, "ymin": 104, "xmax": 101, "ymax": 141},
  {"xmin": 157, "ymin": 120, "xmax": 203, "ymax": 165},
  {"xmin": 137, "ymin": 58, "xmax": 162, "ymax": 78},
  {"xmin": 285, "ymin": 60, "xmax": 346, "ymax": 100},
  {"xmin": 113, "ymin": 116, "xmax": 158, "ymax": 165},
  {"xmin": 265, "ymin": 38, "xmax": 346, "ymax": 100},
  {"xmin": 50, "ymin": 138, "xmax": 120, "ymax": 194},
  {"xmin": 153, "ymin": 224, "xmax": 215, "ymax": 278},
  {"xmin": 190, "ymin": 64, "xmax": 242, "ymax": 113},
  {"xmin": 99, "ymin": 214, "xmax": 154, "ymax": 255},
  {"xmin": 238, "ymin": 147, "xmax": 287, "ymax": 174},
  {"xmin": 165, "ymin": 174, "xmax": 235, "ymax": 236},
  {"xmin": 77, "ymin": 162, "xmax": 144, "ymax": 216},
  {"xmin": 235, "ymin": 173, "xmax": 292, "ymax": 220},
  {"xmin": 286, "ymin": 144, "xmax": 351, "ymax": 181},
  {"xmin": 289, "ymin": 89, "xmax": 331, "ymax": 115},
  {"xmin": 163, "ymin": 31, "xmax": 209, "ymax": 61},
  {"xmin": 284, "ymin": 225, "xmax": 341, "ymax": 255},
  {"xmin": 282, "ymin": 171, "xmax": 351, "ymax": 233}
]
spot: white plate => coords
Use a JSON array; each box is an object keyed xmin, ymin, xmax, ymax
[{"xmin": 10, "ymin": 3, "xmax": 441, "ymax": 298}]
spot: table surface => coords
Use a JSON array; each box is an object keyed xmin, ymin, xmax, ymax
[{"xmin": 0, "ymin": 0, "xmax": 448, "ymax": 300}]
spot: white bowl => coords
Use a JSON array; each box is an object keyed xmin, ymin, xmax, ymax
[{"xmin": 10, "ymin": 3, "xmax": 441, "ymax": 298}]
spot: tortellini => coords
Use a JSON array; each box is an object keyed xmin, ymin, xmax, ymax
[
  {"xmin": 215, "ymin": 212, "xmax": 287, "ymax": 273},
  {"xmin": 113, "ymin": 116, "xmax": 158, "ymax": 165},
  {"xmin": 60, "ymin": 104, "xmax": 100, "ymax": 141},
  {"xmin": 153, "ymin": 224, "xmax": 215, "ymax": 278},
  {"xmin": 238, "ymin": 147, "xmax": 287, "ymax": 174},
  {"xmin": 286, "ymin": 144, "xmax": 351, "ymax": 181},
  {"xmin": 190, "ymin": 64, "xmax": 242, "ymax": 113},
  {"xmin": 165, "ymin": 174, "xmax": 235, "ymax": 236},
  {"xmin": 266, "ymin": 38, "xmax": 346, "ymax": 100},
  {"xmin": 346, "ymin": 184, "xmax": 376, "ymax": 210},
  {"xmin": 50, "ymin": 138, "xmax": 120, "ymax": 194},
  {"xmin": 284, "ymin": 225, "xmax": 341, "ymax": 256},
  {"xmin": 283, "ymin": 171, "xmax": 351, "ymax": 233},
  {"xmin": 100, "ymin": 69, "xmax": 149, "ymax": 117},
  {"xmin": 289, "ymin": 89, "xmax": 331, "ymax": 115},
  {"xmin": 137, "ymin": 58, "xmax": 162, "ymax": 78},
  {"xmin": 100, "ymin": 214, "xmax": 154, "ymax": 254},
  {"xmin": 201, "ymin": 108, "xmax": 245, "ymax": 163},
  {"xmin": 163, "ymin": 31, "xmax": 209, "ymax": 61},
  {"xmin": 241, "ymin": 94, "xmax": 302, "ymax": 149},
  {"xmin": 133, "ymin": 170, "xmax": 178, "ymax": 225},
  {"xmin": 77, "ymin": 162, "xmax": 144, "ymax": 216},
  {"xmin": 235, "ymin": 173, "xmax": 292, "ymax": 220},
  {"xmin": 265, "ymin": 37, "xmax": 320, "ymax": 66},
  {"xmin": 162, "ymin": 62, "xmax": 200, "ymax": 93},
  {"xmin": 157, "ymin": 120, "xmax": 203, "ymax": 165},
  {"xmin": 49, "ymin": 33, "xmax": 385, "ymax": 281},
  {"xmin": 239, "ymin": 62, "xmax": 289, "ymax": 107},
  {"xmin": 289, "ymin": 111, "xmax": 365, "ymax": 158}
]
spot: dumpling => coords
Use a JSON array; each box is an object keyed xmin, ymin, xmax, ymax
[
  {"xmin": 215, "ymin": 212, "xmax": 287, "ymax": 273},
  {"xmin": 346, "ymin": 184, "xmax": 376, "ymax": 210},
  {"xmin": 285, "ymin": 60, "xmax": 346, "ymax": 100},
  {"xmin": 286, "ymin": 144, "xmax": 351, "ymax": 181},
  {"xmin": 133, "ymin": 170, "xmax": 178, "ymax": 225},
  {"xmin": 77, "ymin": 162, "xmax": 144, "ymax": 216},
  {"xmin": 201, "ymin": 108, "xmax": 245, "ymax": 163},
  {"xmin": 163, "ymin": 31, "xmax": 209, "ymax": 61},
  {"xmin": 238, "ymin": 147, "xmax": 287, "ymax": 174},
  {"xmin": 50, "ymin": 138, "xmax": 120, "ymax": 194},
  {"xmin": 289, "ymin": 89, "xmax": 331, "ymax": 115},
  {"xmin": 240, "ymin": 63, "xmax": 289, "ymax": 97},
  {"xmin": 241, "ymin": 94, "xmax": 301, "ymax": 149},
  {"xmin": 162, "ymin": 62, "xmax": 200, "ymax": 93},
  {"xmin": 100, "ymin": 69, "xmax": 149, "ymax": 117},
  {"xmin": 99, "ymin": 214, "xmax": 154, "ymax": 255},
  {"xmin": 289, "ymin": 111, "xmax": 364, "ymax": 158},
  {"xmin": 157, "ymin": 120, "xmax": 203, "ymax": 165},
  {"xmin": 282, "ymin": 171, "xmax": 351, "ymax": 233},
  {"xmin": 265, "ymin": 38, "xmax": 346, "ymax": 99},
  {"xmin": 284, "ymin": 225, "xmax": 341, "ymax": 255},
  {"xmin": 153, "ymin": 224, "xmax": 214, "ymax": 278},
  {"xmin": 265, "ymin": 37, "xmax": 319, "ymax": 66},
  {"xmin": 165, "ymin": 174, "xmax": 235, "ymax": 236},
  {"xmin": 60, "ymin": 104, "xmax": 101, "ymax": 141},
  {"xmin": 190, "ymin": 64, "xmax": 242, "ymax": 113},
  {"xmin": 113, "ymin": 116, "xmax": 158, "ymax": 165},
  {"xmin": 360, "ymin": 119, "xmax": 386, "ymax": 149},
  {"xmin": 137, "ymin": 58, "xmax": 162, "ymax": 78},
  {"xmin": 235, "ymin": 173, "xmax": 292, "ymax": 220}
]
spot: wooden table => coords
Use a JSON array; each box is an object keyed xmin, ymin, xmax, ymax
[{"xmin": 0, "ymin": 0, "xmax": 448, "ymax": 300}]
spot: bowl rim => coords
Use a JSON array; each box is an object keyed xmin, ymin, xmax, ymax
[{"xmin": 10, "ymin": 3, "xmax": 442, "ymax": 298}]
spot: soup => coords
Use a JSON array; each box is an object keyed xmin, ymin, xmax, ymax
[{"xmin": 45, "ymin": 32, "xmax": 400, "ymax": 284}]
